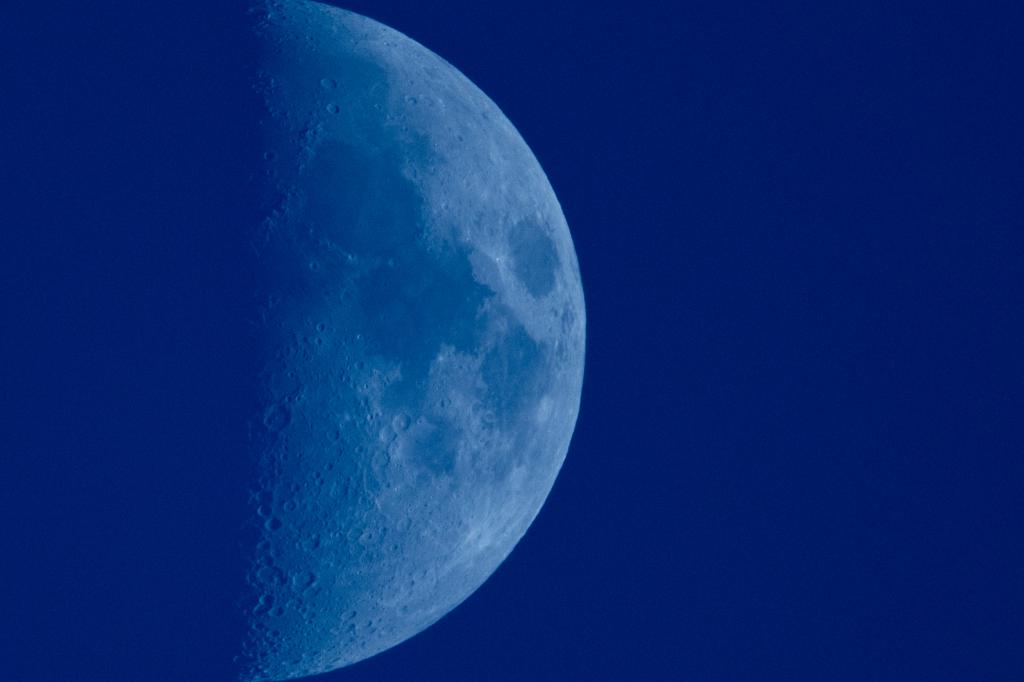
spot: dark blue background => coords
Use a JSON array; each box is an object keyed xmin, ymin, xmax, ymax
[{"xmin": 4, "ymin": 1, "xmax": 1022, "ymax": 680}]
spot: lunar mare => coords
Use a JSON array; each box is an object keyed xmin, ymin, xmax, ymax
[{"xmin": 242, "ymin": 2, "xmax": 585, "ymax": 680}]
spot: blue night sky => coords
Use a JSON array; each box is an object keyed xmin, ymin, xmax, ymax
[{"xmin": 4, "ymin": 1, "xmax": 1022, "ymax": 680}]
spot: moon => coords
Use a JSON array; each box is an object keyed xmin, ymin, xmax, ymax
[{"xmin": 240, "ymin": 1, "xmax": 585, "ymax": 679}]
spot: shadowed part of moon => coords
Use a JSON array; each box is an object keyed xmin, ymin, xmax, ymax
[{"xmin": 240, "ymin": 2, "xmax": 585, "ymax": 680}]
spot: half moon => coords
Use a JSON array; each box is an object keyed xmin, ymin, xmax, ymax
[{"xmin": 242, "ymin": 2, "xmax": 585, "ymax": 679}]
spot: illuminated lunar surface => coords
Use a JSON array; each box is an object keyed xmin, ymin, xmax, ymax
[{"xmin": 241, "ymin": 1, "xmax": 585, "ymax": 679}]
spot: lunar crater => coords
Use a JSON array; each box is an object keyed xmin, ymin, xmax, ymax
[{"xmin": 510, "ymin": 219, "xmax": 560, "ymax": 298}]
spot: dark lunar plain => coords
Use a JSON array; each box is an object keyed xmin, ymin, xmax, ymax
[{"xmin": 3, "ymin": 1, "xmax": 1024, "ymax": 681}]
